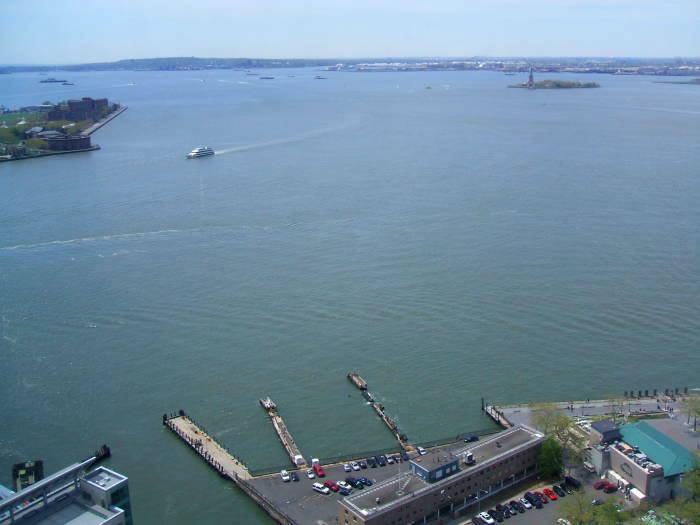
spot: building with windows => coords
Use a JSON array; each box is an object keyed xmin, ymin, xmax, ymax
[
  {"xmin": 589, "ymin": 419, "xmax": 696, "ymax": 504},
  {"xmin": 0, "ymin": 459, "xmax": 132, "ymax": 525},
  {"xmin": 338, "ymin": 425, "xmax": 544, "ymax": 525}
]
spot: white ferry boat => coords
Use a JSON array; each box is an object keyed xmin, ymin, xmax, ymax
[{"xmin": 186, "ymin": 146, "xmax": 215, "ymax": 159}]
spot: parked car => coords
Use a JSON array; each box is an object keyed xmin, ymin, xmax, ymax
[
  {"xmin": 280, "ymin": 470, "xmax": 291, "ymax": 482},
  {"xmin": 339, "ymin": 487, "xmax": 352, "ymax": 496},
  {"xmin": 488, "ymin": 508, "xmax": 504, "ymax": 522},
  {"xmin": 357, "ymin": 477, "xmax": 373, "ymax": 486},
  {"xmin": 543, "ymin": 488, "xmax": 558, "ymax": 500},
  {"xmin": 509, "ymin": 501, "xmax": 524, "ymax": 513},
  {"xmin": 472, "ymin": 517, "xmax": 487, "ymax": 525},
  {"xmin": 564, "ymin": 476, "xmax": 582, "ymax": 489},
  {"xmin": 594, "ymin": 480, "xmax": 608, "ymax": 490},
  {"xmin": 359, "ymin": 460, "xmax": 368, "ymax": 469},
  {"xmin": 367, "ymin": 457, "xmax": 377, "ymax": 468},
  {"xmin": 536, "ymin": 491, "xmax": 549, "ymax": 504},
  {"xmin": 351, "ymin": 461, "xmax": 361, "ymax": 471},
  {"xmin": 343, "ymin": 463, "xmax": 352, "ymax": 472},
  {"xmin": 312, "ymin": 482, "xmax": 330, "ymax": 495},
  {"xmin": 477, "ymin": 512, "xmax": 495, "ymax": 525},
  {"xmin": 313, "ymin": 465, "xmax": 325, "ymax": 478},
  {"xmin": 557, "ymin": 519, "xmax": 572, "ymax": 525},
  {"xmin": 324, "ymin": 480, "xmax": 340, "ymax": 492},
  {"xmin": 386, "ymin": 455, "xmax": 395, "ymax": 464},
  {"xmin": 592, "ymin": 498, "xmax": 604, "ymax": 506},
  {"xmin": 519, "ymin": 497, "xmax": 533, "ymax": 509},
  {"xmin": 465, "ymin": 435, "xmax": 479, "ymax": 443},
  {"xmin": 400, "ymin": 450, "xmax": 410, "ymax": 461},
  {"xmin": 417, "ymin": 447, "xmax": 426, "ymax": 455},
  {"xmin": 553, "ymin": 485, "xmax": 566, "ymax": 497},
  {"xmin": 337, "ymin": 481, "xmax": 352, "ymax": 491},
  {"xmin": 377, "ymin": 455, "xmax": 387, "ymax": 466},
  {"xmin": 290, "ymin": 471, "xmax": 299, "ymax": 482},
  {"xmin": 305, "ymin": 468, "xmax": 315, "ymax": 479},
  {"xmin": 603, "ymin": 483, "xmax": 618, "ymax": 493}
]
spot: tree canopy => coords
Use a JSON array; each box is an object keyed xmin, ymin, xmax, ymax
[{"xmin": 537, "ymin": 437, "xmax": 563, "ymax": 479}]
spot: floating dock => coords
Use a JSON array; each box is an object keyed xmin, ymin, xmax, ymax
[
  {"xmin": 347, "ymin": 372, "xmax": 410, "ymax": 450},
  {"xmin": 347, "ymin": 372, "xmax": 368, "ymax": 390},
  {"xmin": 259, "ymin": 397, "xmax": 306, "ymax": 468}
]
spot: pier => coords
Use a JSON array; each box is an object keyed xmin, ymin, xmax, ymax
[
  {"xmin": 259, "ymin": 397, "xmax": 306, "ymax": 468},
  {"xmin": 347, "ymin": 371, "xmax": 410, "ymax": 450},
  {"xmin": 80, "ymin": 105, "xmax": 128, "ymax": 136},
  {"xmin": 163, "ymin": 411, "xmax": 250, "ymax": 480}
]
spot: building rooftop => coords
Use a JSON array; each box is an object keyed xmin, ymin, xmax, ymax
[
  {"xmin": 83, "ymin": 468, "xmax": 126, "ymax": 491},
  {"xmin": 34, "ymin": 502, "xmax": 116, "ymax": 525},
  {"xmin": 620, "ymin": 421, "xmax": 695, "ymax": 477},
  {"xmin": 342, "ymin": 426, "xmax": 543, "ymax": 517},
  {"xmin": 591, "ymin": 419, "xmax": 619, "ymax": 434}
]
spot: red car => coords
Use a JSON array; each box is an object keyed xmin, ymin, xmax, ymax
[
  {"xmin": 324, "ymin": 480, "xmax": 340, "ymax": 492},
  {"xmin": 313, "ymin": 465, "xmax": 326, "ymax": 478},
  {"xmin": 534, "ymin": 491, "xmax": 548, "ymax": 504},
  {"xmin": 593, "ymin": 480, "xmax": 607, "ymax": 490},
  {"xmin": 543, "ymin": 488, "xmax": 558, "ymax": 500},
  {"xmin": 603, "ymin": 483, "xmax": 618, "ymax": 493}
]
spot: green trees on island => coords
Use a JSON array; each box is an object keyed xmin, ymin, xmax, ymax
[{"xmin": 532, "ymin": 402, "xmax": 586, "ymax": 474}]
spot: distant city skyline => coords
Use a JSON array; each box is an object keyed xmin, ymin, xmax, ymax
[{"xmin": 2, "ymin": 0, "xmax": 699, "ymax": 64}]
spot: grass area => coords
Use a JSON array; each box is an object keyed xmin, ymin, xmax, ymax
[{"xmin": 1, "ymin": 112, "xmax": 41, "ymax": 125}]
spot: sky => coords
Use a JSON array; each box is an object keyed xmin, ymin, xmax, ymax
[{"xmin": 2, "ymin": 0, "xmax": 698, "ymax": 64}]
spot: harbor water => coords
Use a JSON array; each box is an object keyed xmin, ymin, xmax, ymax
[{"xmin": 1, "ymin": 68, "xmax": 699, "ymax": 523}]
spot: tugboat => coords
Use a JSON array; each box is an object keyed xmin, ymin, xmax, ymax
[{"xmin": 186, "ymin": 146, "xmax": 215, "ymax": 159}]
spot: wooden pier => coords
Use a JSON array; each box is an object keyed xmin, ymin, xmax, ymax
[
  {"xmin": 163, "ymin": 411, "xmax": 251, "ymax": 480},
  {"xmin": 347, "ymin": 372, "xmax": 410, "ymax": 450},
  {"xmin": 259, "ymin": 397, "xmax": 306, "ymax": 468},
  {"xmin": 347, "ymin": 372, "xmax": 368, "ymax": 390},
  {"xmin": 484, "ymin": 405, "xmax": 513, "ymax": 429}
]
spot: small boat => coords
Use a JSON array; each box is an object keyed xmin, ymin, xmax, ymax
[
  {"xmin": 260, "ymin": 397, "xmax": 276, "ymax": 410},
  {"xmin": 259, "ymin": 76, "xmax": 275, "ymax": 80},
  {"xmin": 314, "ymin": 76, "xmax": 327, "ymax": 80},
  {"xmin": 186, "ymin": 146, "xmax": 215, "ymax": 159},
  {"xmin": 40, "ymin": 78, "xmax": 67, "ymax": 83},
  {"xmin": 62, "ymin": 82, "xmax": 75, "ymax": 86}
]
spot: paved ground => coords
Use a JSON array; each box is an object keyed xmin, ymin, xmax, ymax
[
  {"xmin": 451, "ymin": 468, "xmax": 628, "ymax": 525},
  {"xmin": 497, "ymin": 397, "xmax": 686, "ymax": 429}
]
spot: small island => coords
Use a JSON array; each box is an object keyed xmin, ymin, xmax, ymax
[
  {"xmin": 509, "ymin": 67, "xmax": 600, "ymax": 89},
  {"xmin": 0, "ymin": 97, "xmax": 126, "ymax": 162},
  {"xmin": 653, "ymin": 77, "xmax": 700, "ymax": 85}
]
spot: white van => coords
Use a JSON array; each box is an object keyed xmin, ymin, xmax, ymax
[
  {"xmin": 417, "ymin": 447, "xmax": 426, "ymax": 455},
  {"xmin": 312, "ymin": 482, "xmax": 330, "ymax": 495}
]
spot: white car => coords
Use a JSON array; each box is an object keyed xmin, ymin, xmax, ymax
[
  {"xmin": 337, "ymin": 481, "xmax": 352, "ymax": 490},
  {"xmin": 351, "ymin": 461, "xmax": 361, "ymax": 471},
  {"xmin": 305, "ymin": 469, "xmax": 315, "ymax": 479},
  {"xmin": 343, "ymin": 463, "xmax": 352, "ymax": 472},
  {"xmin": 280, "ymin": 470, "xmax": 291, "ymax": 482},
  {"xmin": 520, "ymin": 498, "xmax": 532, "ymax": 509},
  {"xmin": 417, "ymin": 447, "xmax": 426, "ymax": 455},
  {"xmin": 312, "ymin": 482, "xmax": 330, "ymax": 495},
  {"xmin": 557, "ymin": 520, "xmax": 572, "ymax": 525},
  {"xmin": 386, "ymin": 456, "xmax": 395, "ymax": 464},
  {"xmin": 477, "ymin": 511, "xmax": 495, "ymax": 524}
]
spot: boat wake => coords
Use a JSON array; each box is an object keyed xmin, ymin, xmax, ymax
[
  {"xmin": 0, "ymin": 228, "xmax": 202, "ymax": 251},
  {"xmin": 214, "ymin": 126, "xmax": 343, "ymax": 156}
]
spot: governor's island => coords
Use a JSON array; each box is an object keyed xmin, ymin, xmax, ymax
[{"xmin": 0, "ymin": 97, "xmax": 126, "ymax": 162}]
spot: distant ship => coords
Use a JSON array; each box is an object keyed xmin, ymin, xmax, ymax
[
  {"xmin": 314, "ymin": 76, "xmax": 327, "ymax": 80},
  {"xmin": 62, "ymin": 82, "xmax": 75, "ymax": 86},
  {"xmin": 40, "ymin": 78, "xmax": 67, "ymax": 83},
  {"xmin": 186, "ymin": 146, "xmax": 215, "ymax": 159},
  {"xmin": 260, "ymin": 76, "xmax": 275, "ymax": 80}
]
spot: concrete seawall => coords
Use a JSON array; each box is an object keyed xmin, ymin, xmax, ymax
[{"xmin": 80, "ymin": 105, "xmax": 128, "ymax": 136}]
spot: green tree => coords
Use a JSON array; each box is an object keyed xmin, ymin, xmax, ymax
[
  {"xmin": 24, "ymin": 139, "xmax": 48, "ymax": 150},
  {"xmin": 537, "ymin": 437, "xmax": 563, "ymax": 479},
  {"xmin": 682, "ymin": 395, "xmax": 700, "ymax": 431},
  {"xmin": 672, "ymin": 456, "xmax": 700, "ymax": 524},
  {"xmin": 593, "ymin": 498, "xmax": 624, "ymax": 525},
  {"xmin": 561, "ymin": 491, "xmax": 596, "ymax": 525}
]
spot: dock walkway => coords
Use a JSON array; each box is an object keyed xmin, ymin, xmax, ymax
[
  {"xmin": 259, "ymin": 398, "xmax": 306, "ymax": 468},
  {"xmin": 163, "ymin": 412, "xmax": 250, "ymax": 480},
  {"xmin": 80, "ymin": 105, "xmax": 128, "ymax": 136}
]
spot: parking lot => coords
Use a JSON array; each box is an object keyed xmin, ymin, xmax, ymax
[{"xmin": 454, "ymin": 470, "xmax": 623, "ymax": 525}]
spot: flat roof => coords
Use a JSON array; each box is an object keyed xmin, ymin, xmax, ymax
[
  {"xmin": 35, "ymin": 502, "xmax": 118, "ymax": 525},
  {"xmin": 342, "ymin": 426, "xmax": 543, "ymax": 516},
  {"xmin": 83, "ymin": 468, "xmax": 126, "ymax": 491}
]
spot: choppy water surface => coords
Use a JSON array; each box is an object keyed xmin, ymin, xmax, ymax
[{"xmin": 1, "ymin": 69, "xmax": 699, "ymax": 523}]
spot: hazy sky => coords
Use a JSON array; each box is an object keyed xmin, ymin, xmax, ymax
[{"xmin": 3, "ymin": 0, "xmax": 698, "ymax": 64}]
